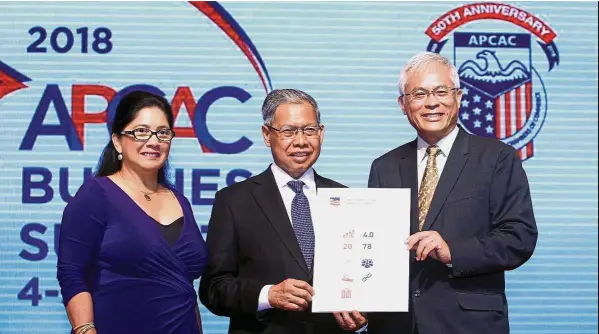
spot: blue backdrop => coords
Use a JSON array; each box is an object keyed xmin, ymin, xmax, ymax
[{"xmin": 0, "ymin": 2, "xmax": 597, "ymax": 333}]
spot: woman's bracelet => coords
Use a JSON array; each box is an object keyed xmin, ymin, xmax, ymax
[{"xmin": 74, "ymin": 322, "xmax": 95, "ymax": 334}]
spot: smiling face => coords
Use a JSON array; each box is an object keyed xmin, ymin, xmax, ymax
[
  {"xmin": 112, "ymin": 106, "xmax": 172, "ymax": 173},
  {"xmin": 262, "ymin": 102, "xmax": 325, "ymax": 179},
  {"xmin": 399, "ymin": 62, "xmax": 462, "ymax": 145}
]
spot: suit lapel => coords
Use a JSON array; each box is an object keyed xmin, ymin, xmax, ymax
[
  {"xmin": 251, "ymin": 168, "xmax": 310, "ymax": 275},
  {"xmin": 314, "ymin": 171, "xmax": 330, "ymax": 190},
  {"xmin": 310, "ymin": 172, "xmax": 336, "ymax": 278},
  {"xmin": 398, "ymin": 140, "xmax": 420, "ymax": 235},
  {"xmin": 422, "ymin": 129, "xmax": 470, "ymax": 231}
]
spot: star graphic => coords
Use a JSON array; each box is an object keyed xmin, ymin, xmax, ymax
[
  {"xmin": 474, "ymin": 120, "xmax": 482, "ymax": 128},
  {"xmin": 461, "ymin": 112, "xmax": 470, "ymax": 120},
  {"xmin": 485, "ymin": 100, "xmax": 493, "ymax": 109},
  {"xmin": 462, "ymin": 87, "xmax": 469, "ymax": 95},
  {"xmin": 462, "ymin": 100, "xmax": 470, "ymax": 108},
  {"xmin": 473, "ymin": 107, "xmax": 482, "ymax": 115},
  {"xmin": 473, "ymin": 95, "xmax": 481, "ymax": 103},
  {"xmin": 486, "ymin": 113, "xmax": 494, "ymax": 122},
  {"xmin": 485, "ymin": 125, "xmax": 494, "ymax": 134}
]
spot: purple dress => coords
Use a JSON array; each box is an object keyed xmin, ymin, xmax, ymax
[{"xmin": 57, "ymin": 177, "xmax": 208, "ymax": 334}]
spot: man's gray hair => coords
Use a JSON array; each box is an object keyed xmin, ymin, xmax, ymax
[
  {"xmin": 398, "ymin": 52, "xmax": 460, "ymax": 96},
  {"xmin": 262, "ymin": 89, "xmax": 320, "ymax": 126}
]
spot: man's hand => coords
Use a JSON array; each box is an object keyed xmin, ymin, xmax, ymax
[
  {"xmin": 406, "ymin": 231, "xmax": 452, "ymax": 264},
  {"xmin": 268, "ymin": 279, "xmax": 314, "ymax": 311},
  {"xmin": 333, "ymin": 311, "xmax": 367, "ymax": 331}
]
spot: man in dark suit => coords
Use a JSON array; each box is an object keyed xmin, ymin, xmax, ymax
[
  {"xmin": 367, "ymin": 52, "xmax": 538, "ymax": 334},
  {"xmin": 200, "ymin": 89, "xmax": 368, "ymax": 334}
]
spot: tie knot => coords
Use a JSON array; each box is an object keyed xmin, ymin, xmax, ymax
[
  {"xmin": 427, "ymin": 145, "xmax": 441, "ymax": 157},
  {"xmin": 287, "ymin": 180, "xmax": 305, "ymax": 194}
]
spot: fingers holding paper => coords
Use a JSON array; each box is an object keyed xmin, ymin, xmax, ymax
[
  {"xmin": 406, "ymin": 231, "xmax": 452, "ymax": 264},
  {"xmin": 268, "ymin": 278, "xmax": 315, "ymax": 311},
  {"xmin": 333, "ymin": 310, "xmax": 367, "ymax": 331}
]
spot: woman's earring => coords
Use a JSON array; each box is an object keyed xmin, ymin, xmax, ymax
[{"xmin": 117, "ymin": 153, "xmax": 123, "ymax": 161}]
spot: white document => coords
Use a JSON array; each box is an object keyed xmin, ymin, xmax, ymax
[{"xmin": 311, "ymin": 188, "xmax": 410, "ymax": 313}]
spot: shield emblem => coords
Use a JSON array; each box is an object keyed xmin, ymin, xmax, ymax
[{"xmin": 454, "ymin": 32, "xmax": 535, "ymax": 160}]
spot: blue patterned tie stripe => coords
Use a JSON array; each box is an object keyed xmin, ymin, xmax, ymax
[{"xmin": 287, "ymin": 180, "xmax": 315, "ymax": 271}]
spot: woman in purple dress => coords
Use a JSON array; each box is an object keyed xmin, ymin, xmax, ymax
[{"xmin": 57, "ymin": 91, "xmax": 208, "ymax": 334}]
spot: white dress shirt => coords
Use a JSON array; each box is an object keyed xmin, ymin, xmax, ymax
[
  {"xmin": 257, "ymin": 164, "xmax": 317, "ymax": 311},
  {"xmin": 271, "ymin": 163, "xmax": 317, "ymax": 223},
  {"xmin": 417, "ymin": 126, "xmax": 459, "ymax": 191}
]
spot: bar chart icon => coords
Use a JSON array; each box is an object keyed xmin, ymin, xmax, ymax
[{"xmin": 343, "ymin": 230, "xmax": 355, "ymax": 239}]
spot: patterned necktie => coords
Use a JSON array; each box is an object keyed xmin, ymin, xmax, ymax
[
  {"xmin": 287, "ymin": 180, "xmax": 315, "ymax": 270},
  {"xmin": 418, "ymin": 145, "xmax": 441, "ymax": 231}
]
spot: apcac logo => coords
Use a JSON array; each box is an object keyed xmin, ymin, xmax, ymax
[
  {"xmin": 0, "ymin": 1, "xmax": 272, "ymax": 155},
  {"xmin": 425, "ymin": 2, "xmax": 559, "ymax": 160}
]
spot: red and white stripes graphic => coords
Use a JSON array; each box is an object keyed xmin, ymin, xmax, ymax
[{"xmin": 495, "ymin": 82, "xmax": 534, "ymax": 160}]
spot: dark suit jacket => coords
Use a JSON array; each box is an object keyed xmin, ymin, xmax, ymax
[
  {"xmin": 367, "ymin": 128, "xmax": 538, "ymax": 334},
  {"xmin": 199, "ymin": 167, "xmax": 349, "ymax": 334}
]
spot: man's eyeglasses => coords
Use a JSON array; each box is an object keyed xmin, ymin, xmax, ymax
[
  {"xmin": 402, "ymin": 86, "xmax": 460, "ymax": 103},
  {"xmin": 267, "ymin": 125, "xmax": 322, "ymax": 139},
  {"xmin": 121, "ymin": 128, "xmax": 175, "ymax": 142}
]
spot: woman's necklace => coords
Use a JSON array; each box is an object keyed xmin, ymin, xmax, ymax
[{"xmin": 119, "ymin": 172, "xmax": 158, "ymax": 201}]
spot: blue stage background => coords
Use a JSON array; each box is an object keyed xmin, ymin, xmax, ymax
[{"xmin": 0, "ymin": 2, "xmax": 597, "ymax": 333}]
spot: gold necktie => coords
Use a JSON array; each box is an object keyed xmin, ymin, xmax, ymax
[{"xmin": 418, "ymin": 145, "xmax": 441, "ymax": 231}]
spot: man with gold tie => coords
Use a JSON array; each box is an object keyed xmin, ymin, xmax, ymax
[{"xmin": 366, "ymin": 52, "xmax": 538, "ymax": 334}]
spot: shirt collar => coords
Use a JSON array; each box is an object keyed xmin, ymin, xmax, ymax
[
  {"xmin": 417, "ymin": 126, "xmax": 459, "ymax": 165},
  {"xmin": 270, "ymin": 163, "xmax": 316, "ymax": 194}
]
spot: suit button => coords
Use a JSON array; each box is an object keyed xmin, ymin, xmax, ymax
[
  {"xmin": 448, "ymin": 274, "xmax": 453, "ymax": 279},
  {"xmin": 413, "ymin": 290, "xmax": 421, "ymax": 297}
]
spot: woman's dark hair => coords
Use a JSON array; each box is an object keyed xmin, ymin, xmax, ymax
[{"xmin": 95, "ymin": 91, "xmax": 174, "ymax": 186}]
